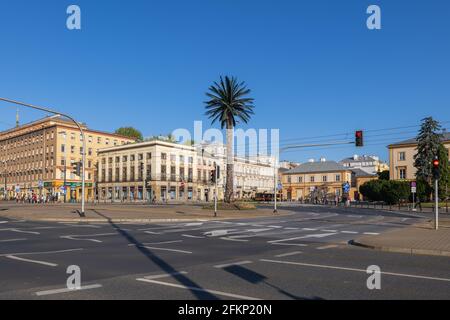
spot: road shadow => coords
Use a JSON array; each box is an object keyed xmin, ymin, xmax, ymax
[
  {"xmin": 91, "ymin": 209, "xmax": 218, "ymax": 300},
  {"xmin": 223, "ymin": 265, "xmax": 324, "ymax": 300}
]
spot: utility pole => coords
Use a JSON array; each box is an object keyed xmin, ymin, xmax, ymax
[
  {"xmin": 0, "ymin": 97, "xmax": 86, "ymax": 216},
  {"xmin": 432, "ymin": 157, "xmax": 440, "ymax": 230}
]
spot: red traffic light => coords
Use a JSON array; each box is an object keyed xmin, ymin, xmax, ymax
[
  {"xmin": 356, "ymin": 131, "xmax": 363, "ymax": 138},
  {"xmin": 433, "ymin": 159, "xmax": 439, "ymax": 167},
  {"xmin": 355, "ymin": 130, "xmax": 364, "ymax": 147}
]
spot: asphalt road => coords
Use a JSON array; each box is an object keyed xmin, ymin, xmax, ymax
[{"xmin": 0, "ymin": 204, "xmax": 449, "ymax": 300}]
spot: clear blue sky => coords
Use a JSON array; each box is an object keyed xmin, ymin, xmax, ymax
[{"xmin": 1, "ymin": 0, "xmax": 449, "ymax": 164}]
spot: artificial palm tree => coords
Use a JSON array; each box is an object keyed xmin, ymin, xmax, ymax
[{"xmin": 204, "ymin": 76, "xmax": 255, "ymax": 203}]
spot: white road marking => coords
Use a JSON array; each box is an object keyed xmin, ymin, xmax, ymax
[
  {"xmin": 136, "ymin": 278, "xmax": 261, "ymax": 300},
  {"xmin": 0, "ymin": 221, "xmax": 9, "ymax": 224},
  {"xmin": 268, "ymin": 233, "xmax": 337, "ymax": 244},
  {"xmin": 63, "ymin": 224, "xmax": 101, "ymax": 228},
  {"xmin": 144, "ymin": 271, "xmax": 188, "ymax": 280},
  {"xmin": 267, "ymin": 225, "xmax": 283, "ymax": 228},
  {"xmin": 182, "ymin": 234, "xmax": 205, "ymax": 239},
  {"xmin": 144, "ymin": 231, "xmax": 162, "ymax": 235},
  {"xmin": 204, "ymin": 229, "xmax": 237, "ymax": 237},
  {"xmin": 140, "ymin": 246, "xmax": 192, "ymax": 254},
  {"xmin": 0, "ymin": 248, "xmax": 83, "ymax": 257},
  {"xmin": 316, "ymin": 245, "xmax": 339, "ymax": 250},
  {"xmin": 302, "ymin": 228, "xmax": 317, "ymax": 231},
  {"xmin": 184, "ymin": 223, "xmax": 203, "ymax": 227},
  {"xmin": 245, "ymin": 228, "xmax": 273, "ymax": 233},
  {"xmin": 61, "ymin": 236, "xmax": 102, "ymax": 243},
  {"xmin": 214, "ymin": 260, "xmax": 253, "ymax": 268},
  {"xmin": 142, "ymin": 240, "xmax": 183, "ymax": 245},
  {"xmin": 363, "ymin": 232, "xmax": 380, "ymax": 235},
  {"xmin": 5, "ymin": 255, "xmax": 57, "ymax": 267},
  {"xmin": 271, "ymin": 243, "xmax": 308, "ymax": 247},
  {"xmin": 341, "ymin": 231, "xmax": 358, "ymax": 234},
  {"xmin": 260, "ymin": 259, "xmax": 450, "ymax": 283},
  {"xmin": 284, "ymin": 227, "xmax": 299, "ymax": 230},
  {"xmin": 275, "ymin": 251, "xmax": 302, "ymax": 258},
  {"xmin": 0, "ymin": 238, "xmax": 27, "ymax": 243},
  {"xmin": 220, "ymin": 237, "xmax": 249, "ymax": 242},
  {"xmin": 35, "ymin": 284, "xmax": 102, "ymax": 296},
  {"xmin": 0, "ymin": 228, "xmax": 40, "ymax": 235},
  {"xmin": 321, "ymin": 230, "xmax": 337, "ymax": 232}
]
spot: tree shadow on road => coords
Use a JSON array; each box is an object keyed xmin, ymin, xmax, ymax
[{"xmin": 91, "ymin": 209, "xmax": 219, "ymax": 300}]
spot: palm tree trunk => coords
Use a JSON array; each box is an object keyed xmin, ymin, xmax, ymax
[{"xmin": 225, "ymin": 123, "xmax": 234, "ymax": 203}]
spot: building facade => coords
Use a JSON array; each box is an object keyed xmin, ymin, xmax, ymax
[
  {"xmin": 0, "ymin": 116, "xmax": 134, "ymax": 201},
  {"xmin": 199, "ymin": 142, "xmax": 276, "ymax": 199},
  {"xmin": 339, "ymin": 155, "xmax": 388, "ymax": 175},
  {"xmin": 281, "ymin": 159, "xmax": 353, "ymax": 202},
  {"xmin": 96, "ymin": 139, "xmax": 222, "ymax": 202},
  {"xmin": 388, "ymin": 133, "xmax": 450, "ymax": 180}
]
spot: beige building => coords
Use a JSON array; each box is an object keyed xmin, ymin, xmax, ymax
[
  {"xmin": 97, "ymin": 139, "xmax": 221, "ymax": 202},
  {"xmin": 199, "ymin": 142, "xmax": 276, "ymax": 199},
  {"xmin": 388, "ymin": 133, "xmax": 450, "ymax": 180},
  {"xmin": 281, "ymin": 159, "xmax": 353, "ymax": 202},
  {"xmin": 0, "ymin": 116, "xmax": 134, "ymax": 201}
]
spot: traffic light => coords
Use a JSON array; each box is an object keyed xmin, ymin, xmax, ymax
[
  {"xmin": 432, "ymin": 157, "xmax": 440, "ymax": 180},
  {"xmin": 355, "ymin": 130, "xmax": 364, "ymax": 147},
  {"xmin": 71, "ymin": 161, "xmax": 82, "ymax": 176},
  {"xmin": 210, "ymin": 170, "xmax": 216, "ymax": 183}
]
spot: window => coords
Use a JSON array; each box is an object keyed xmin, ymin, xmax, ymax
[
  {"xmin": 287, "ymin": 176, "xmax": 291, "ymax": 183},
  {"xmin": 88, "ymin": 148, "xmax": 92, "ymax": 156},
  {"xmin": 146, "ymin": 152, "xmax": 152, "ymax": 160},
  {"xmin": 399, "ymin": 168, "xmax": 406, "ymax": 179},
  {"xmin": 322, "ymin": 176, "xmax": 327, "ymax": 182},
  {"xmin": 61, "ymin": 144, "xmax": 65, "ymax": 153},
  {"xmin": 161, "ymin": 153, "xmax": 167, "ymax": 160},
  {"xmin": 71, "ymin": 146, "xmax": 75, "ymax": 154},
  {"xmin": 310, "ymin": 176, "xmax": 315, "ymax": 183},
  {"xmin": 399, "ymin": 152, "xmax": 406, "ymax": 161},
  {"xmin": 335, "ymin": 174, "xmax": 341, "ymax": 182},
  {"xmin": 298, "ymin": 176, "xmax": 303, "ymax": 183},
  {"xmin": 123, "ymin": 155, "xmax": 128, "ymax": 162},
  {"xmin": 130, "ymin": 155, "xmax": 135, "ymax": 161}
]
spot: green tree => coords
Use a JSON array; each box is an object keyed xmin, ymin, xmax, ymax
[
  {"xmin": 377, "ymin": 170, "xmax": 389, "ymax": 180},
  {"xmin": 204, "ymin": 76, "xmax": 255, "ymax": 203},
  {"xmin": 437, "ymin": 143, "xmax": 450, "ymax": 199},
  {"xmin": 115, "ymin": 127, "xmax": 143, "ymax": 142},
  {"xmin": 414, "ymin": 117, "xmax": 442, "ymax": 190}
]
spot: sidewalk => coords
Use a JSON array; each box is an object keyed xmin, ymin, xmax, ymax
[
  {"xmin": 351, "ymin": 218, "xmax": 450, "ymax": 257},
  {"xmin": 0, "ymin": 203, "xmax": 291, "ymax": 223}
]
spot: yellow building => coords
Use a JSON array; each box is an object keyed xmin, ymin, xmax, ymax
[
  {"xmin": 0, "ymin": 116, "xmax": 135, "ymax": 201},
  {"xmin": 281, "ymin": 159, "xmax": 353, "ymax": 202},
  {"xmin": 388, "ymin": 133, "xmax": 450, "ymax": 181}
]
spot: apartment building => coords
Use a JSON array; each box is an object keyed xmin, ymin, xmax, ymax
[
  {"xmin": 96, "ymin": 139, "xmax": 220, "ymax": 202},
  {"xmin": 0, "ymin": 116, "xmax": 134, "ymax": 200},
  {"xmin": 388, "ymin": 133, "xmax": 450, "ymax": 180}
]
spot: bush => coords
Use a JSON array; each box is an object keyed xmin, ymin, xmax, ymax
[{"xmin": 360, "ymin": 180, "xmax": 410, "ymax": 205}]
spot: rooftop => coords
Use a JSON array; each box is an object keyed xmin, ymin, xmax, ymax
[
  {"xmin": 388, "ymin": 132, "xmax": 450, "ymax": 147},
  {"xmin": 284, "ymin": 160, "xmax": 348, "ymax": 174}
]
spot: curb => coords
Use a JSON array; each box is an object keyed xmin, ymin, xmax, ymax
[{"xmin": 348, "ymin": 239, "xmax": 450, "ymax": 257}]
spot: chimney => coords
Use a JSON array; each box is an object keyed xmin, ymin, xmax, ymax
[{"xmin": 320, "ymin": 157, "xmax": 326, "ymax": 162}]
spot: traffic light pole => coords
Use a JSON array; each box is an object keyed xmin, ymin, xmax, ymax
[
  {"xmin": 0, "ymin": 97, "xmax": 86, "ymax": 216},
  {"xmin": 435, "ymin": 178, "xmax": 439, "ymax": 230}
]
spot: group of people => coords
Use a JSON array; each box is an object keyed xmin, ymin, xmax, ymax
[{"xmin": 14, "ymin": 193, "xmax": 59, "ymax": 204}]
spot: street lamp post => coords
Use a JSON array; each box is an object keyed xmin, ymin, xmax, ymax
[
  {"xmin": 59, "ymin": 132, "xmax": 68, "ymax": 203},
  {"xmin": 0, "ymin": 97, "xmax": 86, "ymax": 216}
]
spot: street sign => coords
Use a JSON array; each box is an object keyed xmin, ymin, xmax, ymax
[
  {"xmin": 15, "ymin": 185, "xmax": 20, "ymax": 193},
  {"xmin": 277, "ymin": 183, "xmax": 282, "ymax": 191},
  {"xmin": 38, "ymin": 180, "xmax": 44, "ymax": 188},
  {"xmin": 411, "ymin": 181, "xmax": 417, "ymax": 193}
]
